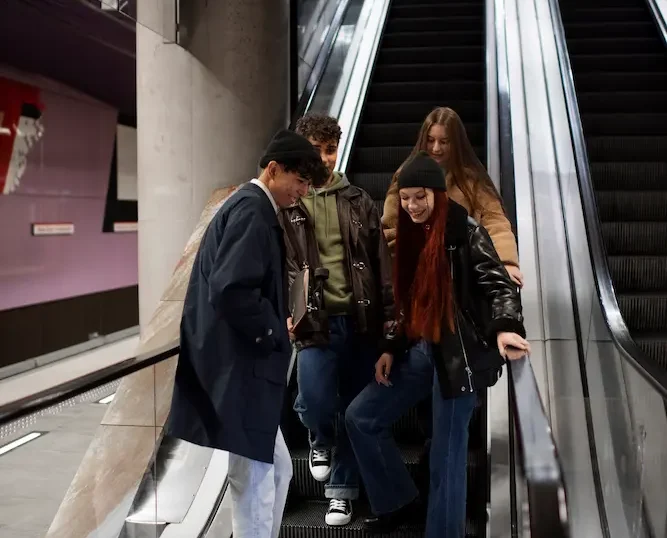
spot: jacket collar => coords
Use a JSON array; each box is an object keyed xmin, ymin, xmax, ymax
[
  {"xmin": 445, "ymin": 199, "xmax": 470, "ymax": 248},
  {"xmin": 243, "ymin": 182, "xmax": 281, "ymax": 227}
]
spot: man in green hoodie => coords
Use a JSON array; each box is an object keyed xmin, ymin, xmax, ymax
[{"xmin": 279, "ymin": 113, "xmax": 395, "ymax": 526}]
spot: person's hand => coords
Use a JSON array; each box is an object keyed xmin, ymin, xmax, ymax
[
  {"xmin": 287, "ymin": 317, "xmax": 295, "ymax": 341},
  {"xmin": 505, "ymin": 265, "xmax": 524, "ymax": 288},
  {"xmin": 375, "ymin": 353, "xmax": 393, "ymax": 387},
  {"xmin": 497, "ymin": 332, "xmax": 530, "ymax": 361}
]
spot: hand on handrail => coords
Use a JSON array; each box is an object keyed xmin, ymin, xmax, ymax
[{"xmin": 498, "ymin": 332, "xmax": 531, "ymax": 360}]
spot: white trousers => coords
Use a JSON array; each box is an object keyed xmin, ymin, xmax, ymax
[{"xmin": 227, "ymin": 428, "xmax": 293, "ymax": 538}]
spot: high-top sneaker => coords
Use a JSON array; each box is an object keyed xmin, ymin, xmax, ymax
[
  {"xmin": 325, "ymin": 499, "xmax": 353, "ymax": 526},
  {"xmin": 308, "ymin": 448, "xmax": 332, "ymax": 482}
]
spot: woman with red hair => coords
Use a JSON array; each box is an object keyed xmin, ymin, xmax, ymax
[{"xmin": 345, "ymin": 152, "xmax": 529, "ymax": 536}]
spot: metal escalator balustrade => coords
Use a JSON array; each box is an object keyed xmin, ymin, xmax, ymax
[{"xmin": 557, "ymin": 0, "xmax": 667, "ymax": 370}]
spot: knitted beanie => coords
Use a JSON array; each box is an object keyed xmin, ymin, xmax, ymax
[
  {"xmin": 397, "ymin": 151, "xmax": 447, "ymax": 191},
  {"xmin": 259, "ymin": 129, "xmax": 319, "ymax": 168}
]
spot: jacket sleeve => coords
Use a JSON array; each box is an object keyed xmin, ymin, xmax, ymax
[
  {"xmin": 208, "ymin": 199, "xmax": 282, "ymax": 354},
  {"xmin": 476, "ymin": 188, "xmax": 520, "ymax": 267},
  {"xmin": 365, "ymin": 194, "xmax": 397, "ymax": 353},
  {"xmin": 381, "ymin": 176, "xmax": 400, "ymax": 256},
  {"xmin": 469, "ymin": 222, "xmax": 526, "ymax": 339},
  {"xmin": 277, "ymin": 210, "xmax": 301, "ymax": 294}
]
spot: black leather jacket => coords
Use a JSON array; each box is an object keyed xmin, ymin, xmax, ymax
[{"xmin": 389, "ymin": 201, "xmax": 526, "ymax": 399}]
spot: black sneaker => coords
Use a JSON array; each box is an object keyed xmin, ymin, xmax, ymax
[
  {"xmin": 308, "ymin": 448, "xmax": 331, "ymax": 482},
  {"xmin": 326, "ymin": 499, "xmax": 353, "ymax": 526}
]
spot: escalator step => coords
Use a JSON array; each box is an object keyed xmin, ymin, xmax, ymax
[
  {"xmin": 596, "ymin": 191, "xmax": 667, "ymax": 221},
  {"xmin": 608, "ymin": 256, "xmax": 667, "ymax": 293},
  {"xmin": 574, "ymin": 72, "xmax": 667, "ymax": 93},
  {"xmin": 585, "ymin": 136, "xmax": 667, "ymax": 162},
  {"xmin": 362, "ymin": 101, "xmax": 485, "ymax": 124},
  {"xmin": 582, "ymin": 112, "xmax": 667, "ymax": 136},
  {"xmin": 618, "ymin": 294, "xmax": 667, "ymax": 332},
  {"xmin": 373, "ymin": 63, "xmax": 484, "ymax": 83},
  {"xmin": 576, "ymin": 91, "xmax": 667, "ymax": 113},
  {"xmin": 602, "ymin": 222, "xmax": 667, "ymax": 256},
  {"xmin": 570, "ymin": 54, "xmax": 666, "ymax": 73},
  {"xmin": 559, "ymin": 7, "xmax": 648, "ymax": 23},
  {"xmin": 382, "ymin": 31, "xmax": 483, "ymax": 49},
  {"xmin": 368, "ymin": 81, "xmax": 484, "ymax": 102},
  {"xmin": 355, "ymin": 122, "xmax": 485, "ymax": 149},
  {"xmin": 351, "ymin": 145, "xmax": 485, "ymax": 174},
  {"xmin": 377, "ymin": 45, "xmax": 483, "ymax": 65},
  {"xmin": 567, "ymin": 37, "xmax": 664, "ymax": 55},
  {"xmin": 281, "ymin": 500, "xmax": 483, "ymax": 538},
  {"xmin": 591, "ymin": 162, "xmax": 667, "ymax": 191},
  {"xmin": 349, "ymin": 172, "xmax": 395, "ymax": 201},
  {"xmin": 634, "ymin": 334, "xmax": 667, "ymax": 369},
  {"xmin": 564, "ymin": 21, "xmax": 655, "ymax": 39},
  {"xmin": 385, "ymin": 16, "xmax": 482, "ymax": 34},
  {"xmin": 289, "ymin": 445, "xmax": 485, "ymax": 500},
  {"xmin": 391, "ymin": 4, "xmax": 483, "ymax": 18}
]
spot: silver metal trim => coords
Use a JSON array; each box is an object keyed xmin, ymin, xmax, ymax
[{"xmin": 336, "ymin": 0, "xmax": 391, "ymax": 173}]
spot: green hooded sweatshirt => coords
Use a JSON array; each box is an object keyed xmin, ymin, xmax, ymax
[{"xmin": 300, "ymin": 171, "xmax": 353, "ymax": 315}]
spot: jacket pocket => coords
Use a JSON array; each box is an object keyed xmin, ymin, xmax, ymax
[{"xmin": 243, "ymin": 354, "xmax": 288, "ymax": 433}]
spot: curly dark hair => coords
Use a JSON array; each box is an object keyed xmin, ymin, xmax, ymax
[
  {"xmin": 281, "ymin": 154, "xmax": 329, "ymax": 188},
  {"xmin": 295, "ymin": 113, "xmax": 342, "ymax": 144}
]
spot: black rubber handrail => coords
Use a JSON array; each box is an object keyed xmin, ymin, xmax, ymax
[
  {"xmin": 0, "ymin": 341, "xmax": 180, "ymax": 427},
  {"xmin": 508, "ymin": 357, "xmax": 570, "ymax": 536},
  {"xmin": 547, "ymin": 0, "xmax": 667, "ymax": 399},
  {"xmin": 289, "ymin": 0, "xmax": 352, "ymax": 128}
]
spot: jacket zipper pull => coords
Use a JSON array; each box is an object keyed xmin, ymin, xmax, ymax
[{"xmin": 465, "ymin": 366, "xmax": 473, "ymax": 393}]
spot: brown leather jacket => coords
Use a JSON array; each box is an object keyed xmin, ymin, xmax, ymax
[{"xmin": 278, "ymin": 184, "xmax": 395, "ymax": 351}]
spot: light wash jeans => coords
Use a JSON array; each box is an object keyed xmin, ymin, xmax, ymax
[{"xmin": 227, "ymin": 428, "xmax": 293, "ymax": 538}]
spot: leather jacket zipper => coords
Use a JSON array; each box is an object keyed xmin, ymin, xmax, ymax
[{"xmin": 450, "ymin": 250, "xmax": 474, "ymax": 393}]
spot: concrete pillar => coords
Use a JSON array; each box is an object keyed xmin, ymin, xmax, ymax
[{"xmin": 137, "ymin": 0, "xmax": 290, "ymax": 329}]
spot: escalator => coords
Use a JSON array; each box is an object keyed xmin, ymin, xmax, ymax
[
  {"xmin": 557, "ymin": 0, "xmax": 667, "ymax": 368},
  {"xmin": 281, "ymin": 0, "xmax": 488, "ymax": 536}
]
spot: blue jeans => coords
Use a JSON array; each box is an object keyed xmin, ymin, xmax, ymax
[
  {"xmin": 345, "ymin": 339, "xmax": 477, "ymax": 537},
  {"xmin": 294, "ymin": 315, "xmax": 376, "ymax": 500}
]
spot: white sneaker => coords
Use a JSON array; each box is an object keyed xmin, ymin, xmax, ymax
[
  {"xmin": 308, "ymin": 448, "xmax": 332, "ymax": 482},
  {"xmin": 325, "ymin": 499, "xmax": 353, "ymax": 526}
]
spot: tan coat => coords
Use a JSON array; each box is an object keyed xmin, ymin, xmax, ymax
[{"xmin": 381, "ymin": 176, "xmax": 520, "ymax": 267}]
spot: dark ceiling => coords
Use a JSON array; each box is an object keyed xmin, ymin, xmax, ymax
[{"xmin": 0, "ymin": 0, "xmax": 136, "ymax": 122}]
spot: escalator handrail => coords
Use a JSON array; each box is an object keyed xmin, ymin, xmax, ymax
[
  {"xmin": 508, "ymin": 357, "xmax": 570, "ymax": 537},
  {"xmin": 289, "ymin": 0, "xmax": 352, "ymax": 128},
  {"xmin": 0, "ymin": 340, "xmax": 180, "ymax": 427},
  {"xmin": 547, "ymin": 0, "xmax": 667, "ymax": 399}
]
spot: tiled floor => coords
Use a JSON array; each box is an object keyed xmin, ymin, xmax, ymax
[{"xmin": 0, "ymin": 336, "xmax": 139, "ymax": 538}]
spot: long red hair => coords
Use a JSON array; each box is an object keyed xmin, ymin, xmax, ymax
[{"xmin": 394, "ymin": 190, "xmax": 455, "ymax": 343}]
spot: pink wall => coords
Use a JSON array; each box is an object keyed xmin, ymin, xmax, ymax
[{"xmin": 0, "ymin": 69, "xmax": 138, "ymax": 311}]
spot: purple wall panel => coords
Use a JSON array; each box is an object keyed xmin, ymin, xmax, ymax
[{"xmin": 0, "ymin": 74, "xmax": 138, "ymax": 312}]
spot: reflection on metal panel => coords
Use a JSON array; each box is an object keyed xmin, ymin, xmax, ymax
[{"xmin": 124, "ymin": 437, "xmax": 213, "ymax": 525}]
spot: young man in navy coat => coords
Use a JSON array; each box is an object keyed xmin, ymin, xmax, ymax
[{"xmin": 166, "ymin": 129, "xmax": 328, "ymax": 538}]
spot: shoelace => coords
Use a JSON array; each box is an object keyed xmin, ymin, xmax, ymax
[
  {"xmin": 312, "ymin": 449, "xmax": 330, "ymax": 463},
  {"xmin": 329, "ymin": 499, "xmax": 349, "ymax": 512}
]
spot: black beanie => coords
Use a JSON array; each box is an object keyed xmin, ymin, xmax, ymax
[
  {"xmin": 259, "ymin": 129, "xmax": 319, "ymax": 168},
  {"xmin": 398, "ymin": 151, "xmax": 447, "ymax": 191}
]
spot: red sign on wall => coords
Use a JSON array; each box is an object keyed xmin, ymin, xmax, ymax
[{"xmin": 0, "ymin": 77, "xmax": 45, "ymax": 195}]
